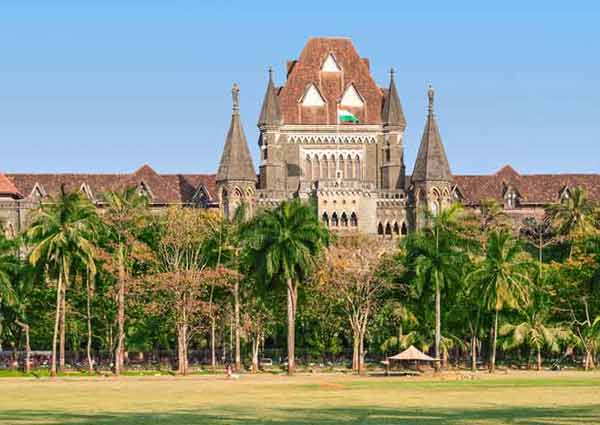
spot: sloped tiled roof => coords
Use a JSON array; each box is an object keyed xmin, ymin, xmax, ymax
[
  {"xmin": 278, "ymin": 37, "xmax": 384, "ymax": 125},
  {"xmin": 0, "ymin": 173, "xmax": 22, "ymax": 198},
  {"xmin": 454, "ymin": 165, "xmax": 600, "ymax": 205},
  {"xmin": 6, "ymin": 165, "xmax": 216, "ymax": 205},
  {"xmin": 258, "ymin": 68, "xmax": 282, "ymax": 127}
]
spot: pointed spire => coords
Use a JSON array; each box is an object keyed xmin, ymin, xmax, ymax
[
  {"xmin": 258, "ymin": 66, "xmax": 282, "ymax": 127},
  {"xmin": 216, "ymin": 83, "xmax": 257, "ymax": 183},
  {"xmin": 412, "ymin": 84, "xmax": 452, "ymax": 183},
  {"xmin": 382, "ymin": 67, "xmax": 406, "ymax": 128}
]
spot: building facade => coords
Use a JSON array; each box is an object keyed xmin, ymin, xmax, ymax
[{"xmin": 1, "ymin": 37, "xmax": 599, "ymax": 236}]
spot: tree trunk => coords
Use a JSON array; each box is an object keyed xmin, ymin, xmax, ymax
[
  {"xmin": 358, "ymin": 330, "xmax": 366, "ymax": 376},
  {"xmin": 489, "ymin": 310, "xmax": 499, "ymax": 373},
  {"xmin": 537, "ymin": 346, "xmax": 542, "ymax": 371},
  {"xmin": 234, "ymin": 281, "xmax": 241, "ymax": 371},
  {"xmin": 210, "ymin": 314, "xmax": 216, "ymax": 371},
  {"xmin": 286, "ymin": 279, "xmax": 296, "ymax": 376},
  {"xmin": 59, "ymin": 281, "xmax": 66, "ymax": 371},
  {"xmin": 86, "ymin": 274, "xmax": 94, "ymax": 374},
  {"xmin": 352, "ymin": 332, "xmax": 359, "ymax": 373},
  {"xmin": 251, "ymin": 337, "xmax": 259, "ymax": 373},
  {"xmin": 471, "ymin": 336, "xmax": 477, "ymax": 372},
  {"xmin": 15, "ymin": 320, "xmax": 30, "ymax": 374},
  {"xmin": 115, "ymin": 247, "xmax": 125, "ymax": 376},
  {"xmin": 51, "ymin": 271, "xmax": 63, "ymax": 377},
  {"xmin": 434, "ymin": 274, "xmax": 441, "ymax": 372}
]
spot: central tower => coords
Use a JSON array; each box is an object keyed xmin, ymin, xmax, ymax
[{"xmin": 255, "ymin": 37, "xmax": 409, "ymax": 234}]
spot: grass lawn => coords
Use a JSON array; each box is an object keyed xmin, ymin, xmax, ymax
[{"xmin": 0, "ymin": 371, "xmax": 599, "ymax": 424}]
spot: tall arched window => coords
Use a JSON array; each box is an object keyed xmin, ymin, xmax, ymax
[
  {"xmin": 322, "ymin": 212, "xmax": 329, "ymax": 226},
  {"xmin": 346, "ymin": 154, "xmax": 353, "ymax": 179},
  {"xmin": 313, "ymin": 155, "xmax": 320, "ymax": 180},
  {"xmin": 378, "ymin": 223, "xmax": 384, "ymax": 235},
  {"xmin": 393, "ymin": 222, "xmax": 400, "ymax": 235},
  {"xmin": 385, "ymin": 223, "xmax": 392, "ymax": 235},
  {"xmin": 329, "ymin": 154, "xmax": 336, "ymax": 179},
  {"xmin": 321, "ymin": 155, "xmax": 328, "ymax": 179},
  {"xmin": 354, "ymin": 155, "xmax": 361, "ymax": 180},
  {"xmin": 305, "ymin": 156, "xmax": 312, "ymax": 181},
  {"xmin": 339, "ymin": 155, "xmax": 345, "ymax": 179},
  {"xmin": 401, "ymin": 222, "xmax": 408, "ymax": 235}
]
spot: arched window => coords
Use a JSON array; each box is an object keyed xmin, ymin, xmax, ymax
[
  {"xmin": 341, "ymin": 212, "xmax": 348, "ymax": 227},
  {"xmin": 329, "ymin": 154, "xmax": 336, "ymax": 179},
  {"xmin": 354, "ymin": 155, "xmax": 361, "ymax": 180},
  {"xmin": 322, "ymin": 212, "xmax": 329, "ymax": 226},
  {"xmin": 350, "ymin": 212, "xmax": 358, "ymax": 227},
  {"xmin": 313, "ymin": 155, "xmax": 320, "ymax": 180},
  {"xmin": 378, "ymin": 223, "xmax": 384, "ymax": 235},
  {"xmin": 401, "ymin": 222, "xmax": 408, "ymax": 236},
  {"xmin": 385, "ymin": 223, "xmax": 392, "ymax": 235},
  {"xmin": 393, "ymin": 222, "xmax": 400, "ymax": 235},
  {"xmin": 431, "ymin": 201, "xmax": 439, "ymax": 217},
  {"xmin": 305, "ymin": 156, "xmax": 312, "ymax": 181},
  {"xmin": 346, "ymin": 154, "xmax": 353, "ymax": 179},
  {"xmin": 321, "ymin": 155, "xmax": 328, "ymax": 179},
  {"xmin": 339, "ymin": 155, "xmax": 345, "ymax": 179},
  {"xmin": 331, "ymin": 212, "xmax": 339, "ymax": 227}
]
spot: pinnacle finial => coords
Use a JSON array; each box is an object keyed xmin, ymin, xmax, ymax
[
  {"xmin": 390, "ymin": 67, "xmax": 395, "ymax": 80},
  {"xmin": 232, "ymin": 83, "xmax": 240, "ymax": 112},
  {"xmin": 427, "ymin": 84, "xmax": 435, "ymax": 113},
  {"xmin": 268, "ymin": 66, "xmax": 274, "ymax": 81}
]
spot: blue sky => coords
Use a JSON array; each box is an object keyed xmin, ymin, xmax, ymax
[{"xmin": 0, "ymin": 1, "xmax": 598, "ymax": 175}]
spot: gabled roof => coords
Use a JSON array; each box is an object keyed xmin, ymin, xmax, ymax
[
  {"xmin": 453, "ymin": 165, "xmax": 600, "ymax": 205},
  {"xmin": 412, "ymin": 86, "xmax": 452, "ymax": 183},
  {"xmin": 216, "ymin": 84, "xmax": 257, "ymax": 183},
  {"xmin": 381, "ymin": 69, "xmax": 406, "ymax": 128},
  {"xmin": 278, "ymin": 37, "xmax": 384, "ymax": 125},
  {"xmin": 258, "ymin": 68, "xmax": 282, "ymax": 127},
  {"xmin": 0, "ymin": 173, "xmax": 22, "ymax": 199},
  {"xmin": 7, "ymin": 168, "xmax": 217, "ymax": 205}
]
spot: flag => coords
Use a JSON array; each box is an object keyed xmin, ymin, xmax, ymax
[{"xmin": 338, "ymin": 109, "xmax": 359, "ymax": 123}]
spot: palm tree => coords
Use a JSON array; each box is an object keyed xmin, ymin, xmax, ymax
[
  {"xmin": 27, "ymin": 186, "xmax": 100, "ymax": 377},
  {"xmin": 468, "ymin": 230, "xmax": 531, "ymax": 373},
  {"xmin": 500, "ymin": 310, "xmax": 568, "ymax": 370},
  {"xmin": 246, "ymin": 199, "xmax": 329, "ymax": 375},
  {"xmin": 546, "ymin": 187, "xmax": 597, "ymax": 257},
  {"xmin": 405, "ymin": 203, "xmax": 470, "ymax": 371},
  {"xmin": 102, "ymin": 187, "xmax": 148, "ymax": 376}
]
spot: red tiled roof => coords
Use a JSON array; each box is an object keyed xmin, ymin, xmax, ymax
[
  {"xmin": 454, "ymin": 166, "xmax": 600, "ymax": 205},
  {"xmin": 278, "ymin": 37, "xmax": 384, "ymax": 125},
  {"xmin": 0, "ymin": 173, "xmax": 22, "ymax": 198},
  {"xmin": 6, "ymin": 165, "xmax": 217, "ymax": 205}
]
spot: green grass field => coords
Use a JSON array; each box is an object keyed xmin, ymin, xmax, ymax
[{"xmin": 0, "ymin": 371, "xmax": 599, "ymax": 424}]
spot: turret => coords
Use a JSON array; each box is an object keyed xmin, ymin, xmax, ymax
[
  {"xmin": 216, "ymin": 83, "xmax": 257, "ymax": 219},
  {"xmin": 381, "ymin": 68, "xmax": 407, "ymax": 189}
]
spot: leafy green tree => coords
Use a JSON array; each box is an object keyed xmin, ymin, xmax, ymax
[
  {"xmin": 404, "ymin": 203, "xmax": 471, "ymax": 370},
  {"xmin": 103, "ymin": 187, "xmax": 149, "ymax": 375},
  {"xmin": 27, "ymin": 187, "xmax": 100, "ymax": 376},
  {"xmin": 468, "ymin": 230, "xmax": 531, "ymax": 373},
  {"xmin": 246, "ymin": 199, "xmax": 329, "ymax": 375}
]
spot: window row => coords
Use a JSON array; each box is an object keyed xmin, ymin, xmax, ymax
[
  {"xmin": 377, "ymin": 222, "xmax": 407, "ymax": 236},
  {"xmin": 322, "ymin": 211, "xmax": 358, "ymax": 228},
  {"xmin": 305, "ymin": 154, "xmax": 362, "ymax": 181}
]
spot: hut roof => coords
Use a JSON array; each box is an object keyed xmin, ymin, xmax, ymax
[{"xmin": 388, "ymin": 345, "xmax": 435, "ymax": 361}]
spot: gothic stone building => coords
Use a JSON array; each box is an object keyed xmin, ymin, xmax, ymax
[{"xmin": 1, "ymin": 37, "xmax": 599, "ymax": 236}]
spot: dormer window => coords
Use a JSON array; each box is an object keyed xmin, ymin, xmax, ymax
[
  {"xmin": 506, "ymin": 190, "xmax": 518, "ymax": 209},
  {"xmin": 340, "ymin": 84, "xmax": 364, "ymax": 108},
  {"xmin": 301, "ymin": 84, "xmax": 325, "ymax": 107},
  {"xmin": 321, "ymin": 53, "xmax": 341, "ymax": 72}
]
